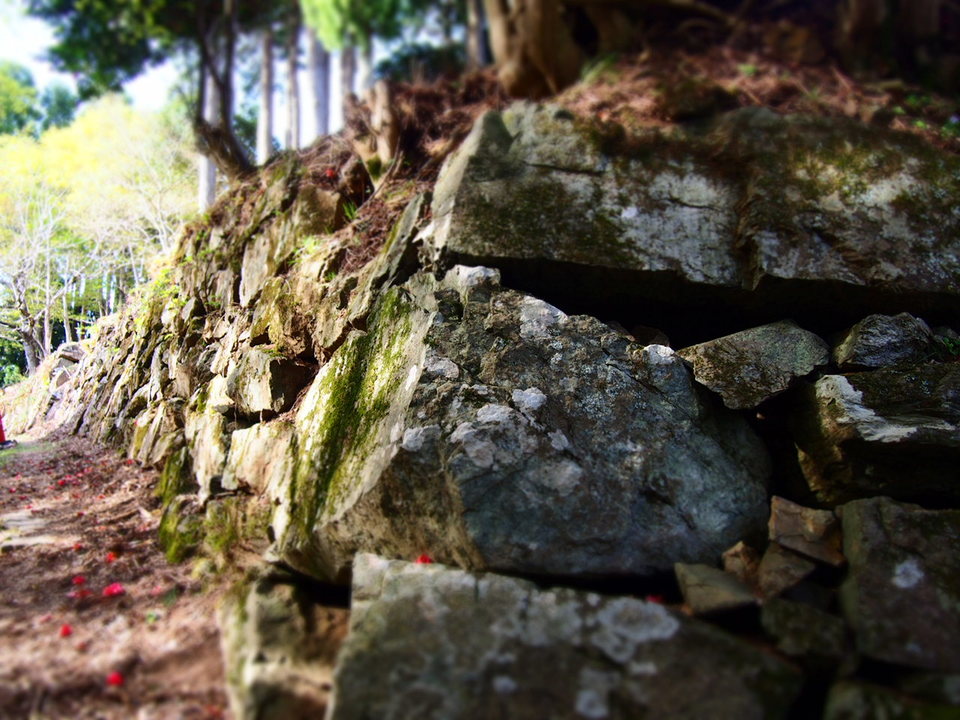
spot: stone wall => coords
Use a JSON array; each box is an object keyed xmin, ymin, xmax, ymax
[{"xmin": 8, "ymin": 103, "xmax": 960, "ymax": 719}]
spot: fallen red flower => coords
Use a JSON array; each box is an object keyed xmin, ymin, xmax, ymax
[
  {"xmin": 73, "ymin": 543, "xmax": 84, "ymax": 551},
  {"xmin": 105, "ymin": 671, "xmax": 124, "ymax": 687},
  {"xmin": 645, "ymin": 594, "xmax": 665, "ymax": 604},
  {"xmin": 415, "ymin": 554, "xmax": 434, "ymax": 564},
  {"xmin": 106, "ymin": 551, "xmax": 117, "ymax": 563},
  {"xmin": 59, "ymin": 624, "xmax": 73, "ymax": 638},
  {"xmin": 102, "ymin": 582, "xmax": 125, "ymax": 597},
  {"xmin": 72, "ymin": 575, "xmax": 86, "ymax": 585},
  {"xmin": 325, "ymin": 167, "xmax": 336, "ymax": 178}
]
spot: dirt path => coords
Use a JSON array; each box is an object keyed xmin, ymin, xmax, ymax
[{"xmin": 0, "ymin": 432, "xmax": 228, "ymax": 719}]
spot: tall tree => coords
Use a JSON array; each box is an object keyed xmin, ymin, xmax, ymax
[
  {"xmin": 285, "ymin": 4, "xmax": 302, "ymax": 149},
  {"xmin": 27, "ymin": 0, "xmax": 261, "ymax": 179},
  {"xmin": 307, "ymin": 30, "xmax": 331, "ymax": 137},
  {"xmin": 256, "ymin": 27, "xmax": 274, "ymax": 164}
]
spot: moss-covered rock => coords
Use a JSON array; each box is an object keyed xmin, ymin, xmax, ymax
[{"xmin": 158, "ymin": 495, "xmax": 204, "ymax": 563}]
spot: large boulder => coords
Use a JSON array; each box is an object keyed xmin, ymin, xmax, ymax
[
  {"xmin": 328, "ymin": 555, "xmax": 802, "ymax": 720},
  {"xmin": 274, "ymin": 266, "xmax": 771, "ymax": 582},
  {"xmin": 840, "ymin": 497, "xmax": 960, "ymax": 673},
  {"xmin": 794, "ymin": 364, "xmax": 960, "ymax": 504},
  {"xmin": 428, "ymin": 103, "xmax": 960, "ymax": 330}
]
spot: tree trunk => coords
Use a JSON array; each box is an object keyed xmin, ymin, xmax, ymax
[
  {"xmin": 62, "ymin": 285, "xmax": 72, "ymax": 344},
  {"xmin": 357, "ymin": 41, "xmax": 374, "ymax": 91},
  {"xmin": 198, "ymin": 69, "xmax": 219, "ymax": 211},
  {"xmin": 43, "ymin": 233, "xmax": 52, "ymax": 355},
  {"xmin": 256, "ymin": 28, "xmax": 274, "ymax": 165},
  {"xmin": 467, "ymin": 0, "xmax": 491, "ymax": 69},
  {"xmin": 193, "ymin": 0, "xmax": 252, "ymax": 185},
  {"xmin": 307, "ymin": 31, "xmax": 330, "ymax": 138},
  {"xmin": 341, "ymin": 43, "xmax": 357, "ymax": 100},
  {"xmin": 286, "ymin": 8, "xmax": 302, "ymax": 150},
  {"xmin": 483, "ymin": 0, "xmax": 584, "ymax": 97}
]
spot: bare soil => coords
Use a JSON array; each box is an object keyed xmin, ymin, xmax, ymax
[{"xmin": 0, "ymin": 430, "xmax": 229, "ymax": 720}]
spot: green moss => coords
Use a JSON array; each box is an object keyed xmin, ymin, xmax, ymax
[
  {"xmin": 203, "ymin": 498, "xmax": 240, "ymax": 564},
  {"xmin": 285, "ymin": 286, "xmax": 416, "ymax": 565},
  {"xmin": 158, "ymin": 495, "xmax": 203, "ymax": 563},
  {"xmin": 456, "ymin": 175, "xmax": 636, "ymax": 267},
  {"xmin": 156, "ymin": 447, "xmax": 192, "ymax": 506}
]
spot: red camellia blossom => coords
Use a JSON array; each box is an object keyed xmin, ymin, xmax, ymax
[
  {"xmin": 102, "ymin": 583, "xmax": 125, "ymax": 597},
  {"xmin": 72, "ymin": 575, "xmax": 86, "ymax": 586},
  {"xmin": 105, "ymin": 551, "xmax": 118, "ymax": 563},
  {"xmin": 59, "ymin": 624, "xmax": 73, "ymax": 638},
  {"xmin": 325, "ymin": 167, "xmax": 336, "ymax": 178},
  {"xmin": 73, "ymin": 543, "xmax": 84, "ymax": 551},
  {"xmin": 415, "ymin": 554, "xmax": 434, "ymax": 564},
  {"xmin": 105, "ymin": 671, "xmax": 124, "ymax": 687}
]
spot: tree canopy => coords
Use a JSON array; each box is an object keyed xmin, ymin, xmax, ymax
[{"xmin": 0, "ymin": 61, "xmax": 40, "ymax": 134}]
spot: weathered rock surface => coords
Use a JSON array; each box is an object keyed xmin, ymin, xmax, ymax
[
  {"xmin": 429, "ymin": 103, "xmax": 960, "ymax": 327},
  {"xmin": 795, "ymin": 365, "xmax": 960, "ymax": 504},
  {"xmin": 678, "ymin": 321, "xmax": 828, "ymax": 409},
  {"xmin": 840, "ymin": 497, "xmax": 960, "ymax": 673},
  {"xmin": 833, "ymin": 313, "xmax": 934, "ymax": 370},
  {"xmin": 768, "ymin": 496, "xmax": 844, "ymax": 567},
  {"xmin": 275, "ymin": 266, "xmax": 771, "ymax": 581},
  {"xmin": 757, "ymin": 543, "xmax": 816, "ymax": 599},
  {"xmin": 722, "ymin": 541, "xmax": 761, "ymax": 588},
  {"xmin": 225, "ymin": 348, "xmax": 315, "ymax": 416},
  {"xmin": 675, "ymin": 563, "xmax": 757, "ymax": 615},
  {"xmin": 760, "ymin": 599, "xmax": 848, "ymax": 669},
  {"xmin": 328, "ymin": 555, "xmax": 802, "ymax": 720},
  {"xmin": 220, "ymin": 573, "xmax": 349, "ymax": 720}
]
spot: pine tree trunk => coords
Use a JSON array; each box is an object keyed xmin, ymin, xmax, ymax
[
  {"xmin": 307, "ymin": 32, "xmax": 330, "ymax": 138},
  {"xmin": 357, "ymin": 42, "xmax": 374, "ymax": 91},
  {"xmin": 341, "ymin": 44, "xmax": 356, "ymax": 100},
  {"xmin": 257, "ymin": 28, "xmax": 274, "ymax": 164},
  {"xmin": 286, "ymin": 7, "xmax": 302, "ymax": 150},
  {"xmin": 467, "ymin": 0, "xmax": 490, "ymax": 69},
  {"xmin": 198, "ymin": 70, "xmax": 219, "ymax": 211},
  {"xmin": 62, "ymin": 283, "xmax": 72, "ymax": 344}
]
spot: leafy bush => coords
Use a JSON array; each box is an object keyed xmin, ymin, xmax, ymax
[{"xmin": 0, "ymin": 364, "xmax": 25, "ymax": 388}]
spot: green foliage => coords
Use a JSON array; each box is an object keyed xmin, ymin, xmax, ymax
[
  {"xmin": 301, "ymin": 0, "xmax": 430, "ymax": 50},
  {"xmin": 39, "ymin": 83, "xmax": 77, "ymax": 130},
  {"xmin": 374, "ymin": 41, "xmax": 465, "ymax": 82},
  {"xmin": 0, "ymin": 61, "xmax": 39, "ymax": 134},
  {"xmin": 738, "ymin": 63, "xmax": 759, "ymax": 77},
  {"xmin": 936, "ymin": 336, "xmax": 960, "ymax": 361},
  {"xmin": 343, "ymin": 199, "xmax": 358, "ymax": 221},
  {"xmin": 25, "ymin": 0, "xmax": 181, "ymax": 99},
  {"xmin": 581, "ymin": 53, "xmax": 619, "ymax": 84},
  {"xmin": 0, "ymin": 364, "xmax": 24, "ymax": 387},
  {"xmin": 942, "ymin": 116, "xmax": 960, "ymax": 140}
]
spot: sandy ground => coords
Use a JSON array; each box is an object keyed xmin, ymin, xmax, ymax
[{"xmin": 0, "ymin": 431, "xmax": 229, "ymax": 720}]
